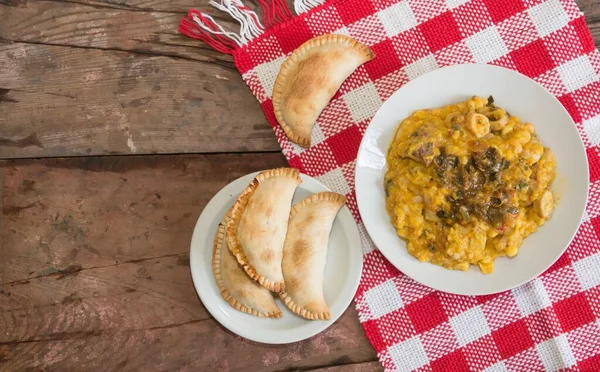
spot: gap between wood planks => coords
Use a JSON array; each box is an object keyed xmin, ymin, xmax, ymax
[
  {"xmin": 0, "ymin": 318, "xmax": 206, "ymax": 345},
  {"xmin": 0, "ymin": 149, "xmax": 283, "ymax": 161},
  {"xmin": 3, "ymin": 0, "xmax": 247, "ymax": 19},
  {"xmin": 0, "ymin": 252, "xmax": 187, "ymax": 286},
  {"xmin": 35, "ymin": 0, "xmax": 188, "ymax": 14},
  {"xmin": 0, "ymin": 38, "xmax": 237, "ymax": 70},
  {"xmin": 287, "ymin": 359, "xmax": 381, "ymax": 372}
]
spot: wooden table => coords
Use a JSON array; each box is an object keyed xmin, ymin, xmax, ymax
[{"xmin": 0, "ymin": 1, "xmax": 598, "ymax": 370}]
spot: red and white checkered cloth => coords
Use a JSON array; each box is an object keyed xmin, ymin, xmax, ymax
[{"xmin": 181, "ymin": 0, "xmax": 600, "ymax": 370}]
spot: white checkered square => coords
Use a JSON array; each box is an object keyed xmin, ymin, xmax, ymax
[
  {"xmin": 466, "ymin": 26, "xmax": 508, "ymax": 64},
  {"xmin": 311, "ymin": 123, "xmax": 326, "ymax": 146},
  {"xmin": 446, "ymin": 0, "xmax": 469, "ymax": 9},
  {"xmin": 364, "ymin": 279, "xmax": 403, "ymax": 318},
  {"xmin": 512, "ymin": 278, "xmax": 552, "ymax": 316},
  {"xmin": 536, "ymin": 335, "xmax": 577, "ymax": 371},
  {"xmin": 484, "ymin": 361, "xmax": 510, "ymax": 372},
  {"xmin": 316, "ymin": 167, "xmax": 351, "ymax": 195},
  {"xmin": 450, "ymin": 306, "xmax": 491, "ymax": 346},
  {"xmin": 358, "ymin": 222, "xmax": 376, "ymax": 254},
  {"xmin": 528, "ymin": 0, "xmax": 569, "ymax": 37},
  {"xmin": 254, "ymin": 56, "xmax": 286, "ymax": 98},
  {"xmin": 558, "ymin": 55, "xmax": 599, "ymax": 92},
  {"xmin": 583, "ymin": 114, "xmax": 600, "ymax": 146},
  {"xmin": 377, "ymin": 1, "xmax": 418, "ymax": 37},
  {"xmin": 573, "ymin": 252, "xmax": 600, "ymax": 290},
  {"xmin": 405, "ymin": 54, "xmax": 439, "ymax": 80},
  {"xmin": 388, "ymin": 336, "xmax": 429, "ymax": 372},
  {"xmin": 343, "ymin": 82, "xmax": 382, "ymax": 122}
]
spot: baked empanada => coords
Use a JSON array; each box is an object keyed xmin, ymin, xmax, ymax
[
  {"xmin": 280, "ymin": 192, "xmax": 346, "ymax": 320},
  {"xmin": 272, "ymin": 34, "xmax": 375, "ymax": 147},
  {"xmin": 227, "ymin": 168, "xmax": 301, "ymax": 292},
  {"xmin": 213, "ymin": 209, "xmax": 282, "ymax": 318}
]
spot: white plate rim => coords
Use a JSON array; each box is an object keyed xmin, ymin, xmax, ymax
[
  {"xmin": 354, "ymin": 63, "xmax": 589, "ymax": 296},
  {"xmin": 189, "ymin": 172, "xmax": 363, "ymax": 344}
]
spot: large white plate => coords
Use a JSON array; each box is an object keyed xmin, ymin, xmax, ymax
[
  {"xmin": 190, "ymin": 172, "xmax": 363, "ymax": 344},
  {"xmin": 355, "ymin": 64, "xmax": 588, "ymax": 295}
]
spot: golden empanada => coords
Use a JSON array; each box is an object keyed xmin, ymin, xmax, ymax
[
  {"xmin": 280, "ymin": 192, "xmax": 346, "ymax": 320},
  {"xmin": 272, "ymin": 34, "xmax": 375, "ymax": 147},
  {"xmin": 213, "ymin": 209, "xmax": 282, "ymax": 318},
  {"xmin": 227, "ymin": 168, "xmax": 301, "ymax": 292}
]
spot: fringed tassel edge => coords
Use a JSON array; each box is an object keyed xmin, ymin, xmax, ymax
[
  {"xmin": 294, "ymin": 0, "xmax": 325, "ymax": 15},
  {"xmin": 179, "ymin": 0, "xmax": 326, "ymax": 54},
  {"xmin": 179, "ymin": 1, "xmax": 266, "ymax": 54}
]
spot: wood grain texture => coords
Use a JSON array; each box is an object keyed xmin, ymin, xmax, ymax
[
  {"xmin": 1, "ymin": 0, "xmax": 599, "ymax": 370},
  {"xmin": 308, "ymin": 362, "xmax": 384, "ymax": 372},
  {"xmin": 0, "ymin": 41, "xmax": 280, "ymax": 158},
  {"xmin": 0, "ymin": 0, "xmax": 599, "ymax": 158},
  {"xmin": 0, "ymin": 153, "xmax": 377, "ymax": 371},
  {"xmin": 1, "ymin": 309, "xmax": 376, "ymax": 371},
  {"xmin": 0, "ymin": 0, "xmax": 284, "ymax": 14},
  {"xmin": 0, "ymin": 154, "xmax": 287, "ymax": 344},
  {"xmin": 0, "ymin": 154, "xmax": 286, "ymax": 283},
  {"xmin": 0, "ymin": 1, "xmax": 236, "ymax": 63}
]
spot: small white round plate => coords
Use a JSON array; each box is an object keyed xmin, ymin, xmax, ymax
[
  {"xmin": 355, "ymin": 64, "xmax": 589, "ymax": 296},
  {"xmin": 190, "ymin": 172, "xmax": 363, "ymax": 344}
]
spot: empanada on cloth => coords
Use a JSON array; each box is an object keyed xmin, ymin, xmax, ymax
[
  {"xmin": 213, "ymin": 209, "xmax": 282, "ymax": 318},
  {"xmin": 226, "ymin": 168, "xmax": 301, "ymax": 292},
  {"xmin": 280, "ymin": 192, "xmax": 346, "ymax": 320},
  {"xmin": 272, "ymin": 34, "xmax": 375, "ymax": 147}
]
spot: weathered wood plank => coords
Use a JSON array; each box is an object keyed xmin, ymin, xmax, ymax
[
  {"xmin": 0, "ymin": 154, "xmax": 290, "ymax": 343},
  {"xmin": 0, "ymin": 307, "xmax": 376, "ymax": 371},
  {"xmin": 0, "ymin": 154, "xmax": 377, "ymax": 371},
  {"xmin": 308, "ymin": 361, "xmax": 383, "ymax": 372},
  {"xmin": 0, "ymin": 153, "xmax": 287, "ymax": 282},
  {"xmin": 1, "ymin": 254, "xmax": 213, "ymax": 343},
  {"xmin": 0, "ymin": 0, "xmax": 273, "ymax": 15},
  {"xmin": 0, "ymin": 42, "xmax": 280, "ymax": 158},
  {"xmin": 0, "ymin": 1, "xmax": 236, "ymax": 63}
]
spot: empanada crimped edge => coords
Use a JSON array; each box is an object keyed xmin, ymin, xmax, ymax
[
  {"xmin": 272, "ymin": 34, "xmax": 375, "ymax": 147},
  {"xmin": 226, "ymin": 167, "xmax": 301, "ymax": 292},
  {"xmin": 279, "ymin": 191, "xmax": 346, "ymax": 320},
  {"xmin": 213, "ymin": 210, "xmax": 283, "ymax": 318}
]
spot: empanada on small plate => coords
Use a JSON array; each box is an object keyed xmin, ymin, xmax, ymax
[
  {"xmin": 213, "ymin": 209, "xmax": 282, "ymax": 318},
  {"xmin": 273, "ymin": 34, "xmax": 375, "ymax": 147},
  {"xmin": 280, "ymin": 192, "xmax": 346, "ymax": 320},
  {"xmin": 227, "ymin": 168, "xmax": 301, "ymax": 292},
  {"xmin": 190, "ymin": 171, "xmax": 363, "ymax": 343}
]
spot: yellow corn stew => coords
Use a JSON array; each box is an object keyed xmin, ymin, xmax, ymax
[{"xmin": 385, "ymin": 96, "xmax": 556, "ymax": 274}]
